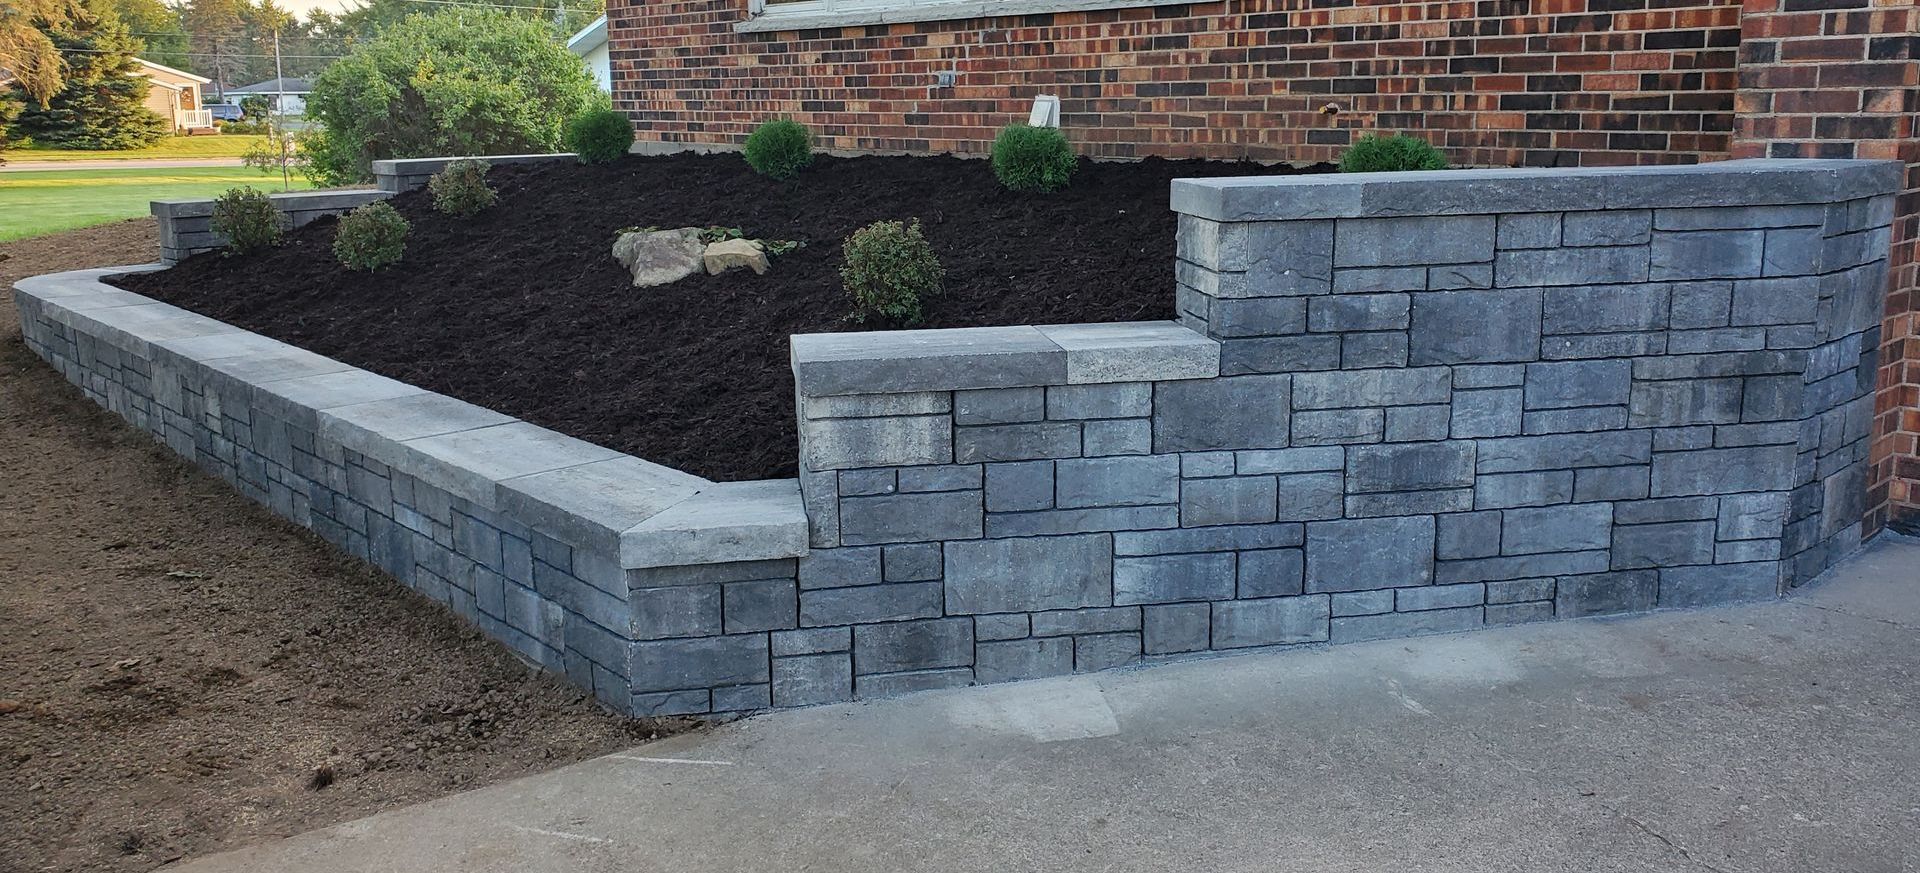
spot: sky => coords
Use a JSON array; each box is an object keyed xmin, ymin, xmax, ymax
[{"xmin": 277, "ymin": 0, "xmax": 356, "ymax": 17}]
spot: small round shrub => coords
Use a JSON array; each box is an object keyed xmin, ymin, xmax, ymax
[
  {"xmin": 743, "ymin": 118, "xmax": 814, "ymax": 180},
  {"xmin": 564, "ymin": 108, "xmax": 635, "ymax": 165},
  {"xmin": 428, "ymin": 158, "xmax": 496, "ymax": 217},
  {"xmin": 841, "ymin": 219, "xmax": 944, "ymax": 324},
  {"xmin": 333, "ymin": 201, "xmax": 409, "ymax": 271},
  {"xmin": 210, "ymin": 186, "xmax": 285, "ymax": 255},
  {"xmin": 1339, "ymin": 134, "xmax": 1449, "ymax": 173},
  {"xmin": 990, "ymin": 124, "xmax": 1077, "ymax": 193}
]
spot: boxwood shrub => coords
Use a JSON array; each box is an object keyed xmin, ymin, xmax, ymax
[
  {"xmin": 743, "ymin": 118, "xmax": 814, "ymax": 180},
  {"xmin": 841, "ymin": 218, "xmax": 943, "ymax": 323},
  {"xmin": 210, "ymin": 187, "xmax": 285, "ymax": 255},
  {"xmin": 1339, "ymin": 134, "xmax": 1449, "ymax": 173},
  {"xmin": 428, "ymin": 159, "xmax": 496, "ymax": 217},
  {"xmin": 990, "ymin": 124, "xmax": 1076, "ymax": 193},
  {"xmin": 333, "ymin": 201, "xmax": 409, "ymax": 271},
  {"xmin": 565, "ymin": 108, "xmax": 636, "ymax": 165}
]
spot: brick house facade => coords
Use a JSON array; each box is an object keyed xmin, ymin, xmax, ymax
[{"xmin": 604, "ymin": 0, "xmax": 1918, "ymax": 528}]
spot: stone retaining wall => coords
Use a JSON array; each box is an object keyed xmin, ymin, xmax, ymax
[
  {"xmin": 370, "ymin": 153, "xmax": 575, "ymax": 193},
  {"xmin": 152, "ymin": 190, "xmax": 388, "ymax": 264}
]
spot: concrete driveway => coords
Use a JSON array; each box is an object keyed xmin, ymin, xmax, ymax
[{"xmin": 178, "ymin": 536, "xmax": 1920, "ymax": 873}]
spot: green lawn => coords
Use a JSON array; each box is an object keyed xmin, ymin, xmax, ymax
[
  {"xmin": 0, "ymin": 167, "xmax": 312, "ymax": 241},
  {"xmin": 10, "ymin": 136, "xmax": 269, "ymax": 162}
]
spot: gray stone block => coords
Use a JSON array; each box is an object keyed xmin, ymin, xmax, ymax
[
  {"xmin": 1650, "ymin": 444, "xmax": 1795, "ymax": 497},
  {"xmin": 975, "ymin": 613, "xmax": 1031, "ymax": 641},
  {"xmin": 1670, "ymin": 281, "xmax": 1733, "ymax": 329},
  {"xmin": 1573, "ymin": 465, "xmax": 1650, "ymax": 502},
  {"xmin": 1524, "ymin": 360, "xmax": 1631, "ymax": 409},
  {"xmin": 1182, "ymin": 475, "xmax": 1279, "ymax": 526},
  {"xmin": 629, "ymin": 634, "xmax": 770, "ymax": 693},
  {"xmin": 1486, "ymin": 601, "xmax": 1555, "ymax": 625},
  {"xmin": 1219, "ymin": 335, "xmax": 1342, "ymax": 375},
  {"xmin": 1615, "ymin": 496, "xmax": 1719, "ymax": 525},
  {"xmin": 1030, "ymin": 606, "xmax": 1141, "ymax": 636},
  {"xmin": 1477, "ymin": 431, "xmax": 1651, "ymax": 473},
  {"xmin": 1658, "ymin": 562, "xmax": 1779, "ymax": 608},
  {"xmin": 986, "ymin": 506, "xmax": 1177, "ymax": 537},
  {"xmin": 855, "ymin": 668, "xmax": 974, "ymax": 699},
  {"xmin": 1497, "ymin": 213, "xmax": 1560, "ymax": 249},
  {"xmin": 621, "ymin": 480, "xmax": 810, "ymax": 570},
  {"xmin": 1451, "ymin": 389, "xmax": 1524, "ymax": 439},
  {"xmin": 976, "ymin": 637, "xmax": 1073, "ymax": 682},
  {"xmin": 1497, "ymin": 246, "xmax": 1649, "ymax": 287},
  {"xmin": 772, "ymin": 653, "xmax": 853, "ymax": 707},
  {"xmin": 1293, "ymin": 367, "xmax": 1449, "ymax": 409},
  {"xmin": 1056, "ymin": 455, "xmax": 1180, "ymax": 508},
  {"xmin": 1346, "ymin": 441, "xmax": 1474, "ymax": 493},
  {"xmin": 1331, "ymin": 590, "xmax": 1394, "ymax": 616},
  {"xmin": 1474, "ymin": 470, "xmax": 1573, "ymax": 509},
  {"xmin": 1143, "ymin": 603, "xmax": 1211, "ymax": 654},
  {"xmin": 1454, "ymin": 364, "xmax": 1528, "ymax": 389},
  {"xmin": 1035, "ymin": 322, "xmax": 1222, "ymax": 385},
  {"xmin": 1719, "ymin": 492, "xmax": 1788, "ymax": 540},
  {"xmin": 799, "ymin": 582, "xmax": 943, "ymax": 627},
  {"xmin": 853, "ymin": 617, "xmax": 973, "ymax": 674},
  {"xmin": 723, "ymin": 579, "xmax": 797, "ymax": 633},
  {"xmin": 1428, "ymin": 263, "xmax": 1494, "ymax": 291},
  {"xmin": 798, "ymin": 545, "xmax": 883, "ymax": 589},
  {"xmin": 1236, "ymin": 446, "xmax": 1347, "ymax": 474},
  {"xmin": 631, "ymin": 584, "xmax": 723, "ymax": 640},
  {"xmin": 1562, "ymin": 210, "xmax": 1651, "ymax": 247},
  {"xmin": 1291, "ymin": 408, "xmax": 1384, "ymax": 445},
  {"xmin": 801, "ymin": 391, "xmax": 950, "ymax": 420},
  {"xmin": 1334, "ymin": 215, "xmax": 1494, "ymax": 267},
  {"xmin": 1656, "ymin": 204, "xmax": 1827, "ymax": 231},
  {"xmin": 1152, "ymin": 375, "xmax": 1290, "ymax": 452},
  {"xmin": 955, "ymin": 422, "xmax": 1081, "ymax": 463},
  {"xmin": 1396, "ymin": 582, "xmax": 1485, "ymax": 611},
  {"xmin": 1238, "ymin": 548, "xmax": 1305, "ymax": 597},
  {"xmin": 1611, "ymin": 521, "xmax": 1715, "ymax": 570},
  {"xmin": 1409, "ymin": 289, "xmax": 1543, "ymax": 365},
  {"xmin": 791, "ymin": 326, "xmax": 1064, "ymax": 396},
  {"xmin": 1211, "ymin": 596, "xmax": 1331, "ymax": 648},
  {"xmin": 1244, "ymin": 220, "xmax": 1335, "ymax": 295},
  {"xmin": 1346, "ymin": 490, "xmax": 1473, "ymax": 517},
  {"xmin": 1542, "ymin": 331, "xmax": 1667, "ymax": 360},
  {"xmin": 1047, "ymin": 383, "xmax": 1151, "ymax": 420},
  {"xmin": 1305, "ymin": 516, "xmax": 1435, "ymax": 592},
  {"xmin": 944, "ymin": 533, "xmax": 1113, "ymax": 613},
  {"xmin": 1334, "ymin": 266, "xmax": 1427, "ymax": 294},
  {"xmin": 1209, "ymin": 297, "xmax": 1307, "ymax": 338},
  {"xmin": 1731, "ymin": 276, "xmax": 1819, "ymax": 327},
  {"xmin": 631, "ymin": 690, "xmax": 711, "ymax": 716},
  {"xmin": 897, "ymin": 465, "xmax": 983, "ymax": 493},
  {"xmin": 1309, "ymin": 293, "xmax": 1409, "ymax": 332},
  {"xmin": 882, "ymin": 543, "xmax": 943, "ymax": 582},
  {"xmin": 771, "ymin": 627, "xmax": 851, "ymax": 656},
  {"xmin": 1651, "ymin": 230, "xmax": 1764, "ymax": 280},
  {"xmin": 1501, "ymin": 503, "xmax": 1612, "ymax": 556},
  {"xmin": 1523, "ymin": 406, "xmax": 1628, "ymax": 434},
  {"xmin": 1628, "ymin": 378, "xmax": 1744, "ymax": 428},
  {"xmin": 1761, "ymin": 226, "xmax": 1824, "ymax": 277},
  {"xmin": 1182, "ymin": 451, "xmax": 1237, "ymax": 477},
  {"xmin": 1716, "ymin": 539, "xmax": 1782, "ymax": 564},
  {"xmin": 1542, "ymin": 283, "xmax": 1668, "ymax": 335},
  {"xmin": 1487, "ymin": 578, "xmax": 1555, "ymax": 604},
  {"xmin": 1741, "ymin": 374, "xmax": 1802, "ymax": 423},
  {"xmin": 1115, "ymin": 553, "xmax": 1236, "ymax": 604},
  {"xmin": 1385, "ymin": 405, "xmax": 1451, "ymax": 442},
  {"xmin": 1081, "ymin": 419, "xmax": 1152, "ymax": 456},
  {"xmin": 712, "ymin": 684, "xmax": 771, "ymax": 712},
  {"xmin": 1341, "ymin": 332, "xmax": 1410, "ymax": 369},
  {"xmin": 1332, "ymin": 605, "xmax": 1483, "ymax": 643},
  {"xmin": 985, "ymin": 460, "xmax": 1054, "ymax": 512},
  {"xmin": 954, "ymin": 387, "xmax": 1044, "ymax": 425},
  {"xmin": 1112, "ymin": 522, "xmax": 1303, "ymax": 556},
  {"xmin": 838, "ymin": 490, "xmax": 983, "ymax": 545},
  {"xmin": 1075, "ymin": 633, "xmax": 1143, "ymax": 672},
  {"xmin": 1274, "ymin": 471, "xmax": 1345, "ymax": 522},
  {"xmin": 1555, "ymin": 570, "xmax": 1658, "ymax": 618},
  {"xmin": 837, "ymin": 469, "xmax": 896, "ymax": 496},
  {"xmin": 1437, "ymin": 510, "xmax": 1502, "ymax": 559}
]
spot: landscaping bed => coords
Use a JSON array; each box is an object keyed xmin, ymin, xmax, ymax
[{"xmin": 113, "ymin": 152, "xmax": 1326, "ymax": 481}]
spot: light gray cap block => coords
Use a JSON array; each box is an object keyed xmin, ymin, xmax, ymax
[
  {"xmin": 791, "ymin": 322, "xmax": 1219, "ymax": 396},
  {"xmin": 1035, "ymin": 322, "xmax": 1220, "ymax": 383},
  {"xmin": 621, "ymin": 479, "xmax": 810, "ymax": 569},
  {"xmin": 1172, "ymin": 159, "xmax": 1904, "ymax": 222},
  {"xmin": 317, "ymin": 393, "xmax": 517, "ymax": 470},
  {"xmin": 397, "ymin": 421, "xmax": 621, "ymax": 506},
  {"xmin": 500, "ymin": 457, "xmax": 708, "ymax": 555},
  {"xmin": 150, "ymin": 188, "xmax": 386, "ymax": 220}
]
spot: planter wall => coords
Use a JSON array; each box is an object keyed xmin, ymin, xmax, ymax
[{"xmin": 18, "ymin": 157, "xmax": 1900, "ymax": 718}]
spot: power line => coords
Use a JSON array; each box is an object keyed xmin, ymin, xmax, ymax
[{"xmin": 60, "ymin": 46, "xmax": 347, "ymax": 58}]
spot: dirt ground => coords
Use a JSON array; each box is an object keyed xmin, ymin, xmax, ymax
[{"xmin": 0, "ymin": 220, "xmax": 687, "ymax": 873}]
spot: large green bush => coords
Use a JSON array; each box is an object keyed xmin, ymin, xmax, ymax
[
  {"xmin": 301, "ymin": 9, "xmax": 601, "ymax": 186},
  {"xmin": 990, "ymin": 124, "xmax": 1076, "ymax": 193},
  {"xmin": 428, "ymin": 158, "xmax": 496, "ymax": 217},
  {"xmin": 1339, "ymin": 134, "xmax": 1449, "ymax": 173},
  {"xmin": 210, "ymin": 187, "xmax": 284, "ymax": 256},
  {"xmin": 333, "ymin": 201, "xmax": 409, "ymax": 271},
  {"xmin": 743, "ymin": 118, "xmax": 814, "ymax": 180},
  {"xmin": 841, "ymin": 219, "xmax": 943, "ymax": 324},
  {"xmin": 564, "ymin": 108, "xmax": 635, "ymax": 164}
]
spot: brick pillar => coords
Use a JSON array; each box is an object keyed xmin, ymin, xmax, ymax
[{"xmin": 1731, "ymin": 0, "xmax": 1918, "ymax": 533}]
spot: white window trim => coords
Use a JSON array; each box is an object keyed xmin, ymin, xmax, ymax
[{"xmin": 736, "ymin": 0, "xmax": 1197, "ymax": 33}]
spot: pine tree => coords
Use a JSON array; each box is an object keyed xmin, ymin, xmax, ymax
[{"xmin": 9, "ymin": 4, "xmax": 169, "ymax": 149}]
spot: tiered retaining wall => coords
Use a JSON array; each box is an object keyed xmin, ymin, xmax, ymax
[{"xmin": 17, "ymin": 158, "xmax": 1899, "ymax": 717}]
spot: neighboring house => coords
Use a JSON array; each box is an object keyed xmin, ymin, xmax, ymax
[
  {"xmin": 133, "ymin": 58, "xmax": 213, "ymax": 133},
  {"xmin": 567, "ymin": 15, "xmax": 611, "ymax": 93},
  {"xmin": 224, "ymin": 77, "xmax": 312, "ymax": 116}
]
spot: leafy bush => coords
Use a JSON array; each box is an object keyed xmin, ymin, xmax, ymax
[
  {"xmin": 428, "ymin": 158, "xmax": 496, "ymax": 217},
  {"xmin": 210, "ymin": 187, "xmax": 285, "ymax": 255},
  {"xmin": 301, "ymin": 9, "xmax": 602, "ymax": 186},
  {"xmin": 333, "ymin": 201, "xmax": 409, "ymax": 271},
  {"xmin": 8, "ymin": 7, "xmax": 169, "ymax": 150},
  {"xmin": 990, "ymin": 124, "xmax": 1076, "ymax": 193},
  {"xmin": 563, "ymin": 108, "xmax": 634, "ymax": 164},
  {"xmin": 1339, "ymin": 134, "xmax": 1449, "ymax": 173},
  {"xmin": 743, "ymin": 118, "xmax": 814, "ymax": 180},
  {"xmin": 841, "ymin": 219, "xmax": 943, "ymax": 323}
]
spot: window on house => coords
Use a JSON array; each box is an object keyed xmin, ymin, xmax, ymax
[{"xmin": 736, "ymin": 0, "xmax": 1196, "ymax": 33}]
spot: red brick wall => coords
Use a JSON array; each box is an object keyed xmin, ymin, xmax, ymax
[
  {"xmin": 1728, "ymin": 0, "xmax": 1917, "ymax": 533},
  {"xmin": 607, "ymin": 0, "xmax": 1742, "ymax": 168}
]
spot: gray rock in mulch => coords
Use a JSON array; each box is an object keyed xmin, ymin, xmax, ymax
[{"xmin": 612, "ymin": 228, "xmax": 705, "ymax": 287}]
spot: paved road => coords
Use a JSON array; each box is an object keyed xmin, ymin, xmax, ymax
[
  {"xmin": 0, "ymin": 158, "xmax": 245, "ymax": 172},
  {"xmin": 178, "ymin": 536, "xmax": 1920, "ymax": 873}
]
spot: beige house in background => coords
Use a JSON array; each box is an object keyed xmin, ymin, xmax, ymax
[{"xmin": 134, "ymin": 59, "xmax": 214, "ymax": 133}]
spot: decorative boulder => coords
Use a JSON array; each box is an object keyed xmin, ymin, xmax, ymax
[
  {"xmin": 612, "ymin": 228, "xmax": 705, "ymax": 287},
  {"xmin": 703, "ymin": 238, "xmax": 770, "ymax": 276}
]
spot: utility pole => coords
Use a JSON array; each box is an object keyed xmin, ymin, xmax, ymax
[{"xmin": 274, "ymin": 30, "xmax": 289, "ymax": 192}]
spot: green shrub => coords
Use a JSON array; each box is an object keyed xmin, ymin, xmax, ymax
[
  {"xmin": 333, "ymin": 201, "xmax": 409, "ymax": 271},
  {"xmin": 841, "ymin": 219, "xmax": 944, "ymax": 323},
  {"xmin": 1338, "ymin": 134, "xmax": 1449, "ymax": 173},
  {"xmin": 743, "ymin": 118, "xmax": 814, "ymax": 180},
  {"xmin": 210, "ymin": 187, "xmax": 285, "ymax": 256},
  {"xmin": 564, "ymin": 108, "xmax": 635, "ymax": 165},
  {"xmin": 429, "ymin": 159, "xmax": 497, "ymax": 217},
  {"xmin": 990, "ymin": 124, "xmax": 1077, "ymax": 193}
]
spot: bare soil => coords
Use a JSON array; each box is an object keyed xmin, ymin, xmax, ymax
[{"xmin": 0, "ymin": 220, "xmax": 688, "ymax": 873}]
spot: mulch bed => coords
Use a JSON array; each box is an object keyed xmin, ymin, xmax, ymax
[{"xmin": 114, "ymin": 152, "xmax": 1327, "ymax": 481}]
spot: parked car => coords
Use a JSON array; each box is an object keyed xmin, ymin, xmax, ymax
[{"xmin": 207, "ymin": 104, "xmax": 244, "ymax": 122}]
